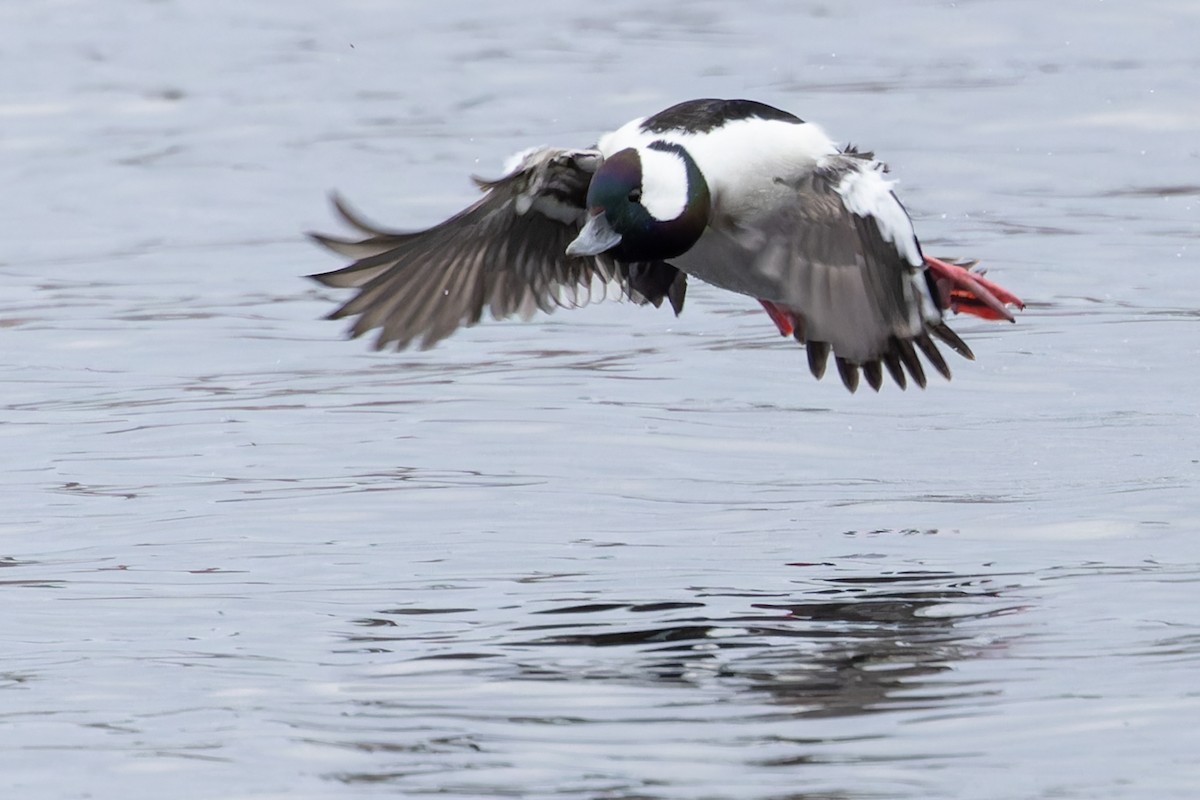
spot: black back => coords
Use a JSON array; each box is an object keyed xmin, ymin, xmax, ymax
[{"xmin": 641, "ymin": 98, "xmax": 804, "ymax": 134}]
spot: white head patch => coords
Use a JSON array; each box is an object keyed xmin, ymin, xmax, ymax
[{"xmin": 637, "ymin": 145, "xmax": 690, "ymax": 222}]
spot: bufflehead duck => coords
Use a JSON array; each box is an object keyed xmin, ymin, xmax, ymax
[{"xmin": 309, "ymin": 98, "xmax": 1023, "ymax": 392}]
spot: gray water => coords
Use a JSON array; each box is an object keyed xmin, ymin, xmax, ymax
[{"xmin": 3, "ymin": 1, "xmax": 1199, "ymax": 798}]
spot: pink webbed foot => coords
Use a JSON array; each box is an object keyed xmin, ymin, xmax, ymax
[{"xmin": 924, "ymin": 256, "xmax": 1025, "ymax": 322}]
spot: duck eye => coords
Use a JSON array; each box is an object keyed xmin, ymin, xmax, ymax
[{"xmin": 627, "ymin": 188, "xmax": 642, "ymax": 203}]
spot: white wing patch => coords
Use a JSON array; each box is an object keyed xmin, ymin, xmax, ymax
[
  {"xmin": 502, "ymin": 145, "xmax": 548, "ymax": 176},
  {"xmin": 834, "ymin": 167, "xmax": 923, "ymax": 267}
]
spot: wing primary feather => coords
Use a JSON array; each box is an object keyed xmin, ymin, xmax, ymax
[
  {"xmin": 668, "ymin": 272, "xmax": 688, "ymax": 315},
  {"xmin": 882, "ymin": 351, "xmax": 907, "ymax": 389},
  {"xmin": 915, "ymin": 332, "xmax": 952, "ymax": 380},
  {"xmin": 863, "ymin": 360, "xmax": 883, "ymax": 392},
  {"xmin": 309, "ymin": 246, "xmax": 414, "ymax": 289},
  {"xmin": 791, "ymin": 313, "xmax": 808, "ymax": 345},
  {"xmin": 425, "ymin": 247, "xmax": 491, "ymax": 348},
  {"xmin": 895, "ymin": 337, "xmax": 927, "ymax": 389},
  {"xmin": 330, "ymin": 192, "xmax": 410, "ymax": 238},
  {"xmin": 836, "ymin": 356, "xmax": 860, "ymax": 393},
  {"xmin": 307, "ymin": 231, "xmax": 395, "ymax": 260},
  {"xmin": 928, "ymin": 322, "xmax": 974, "ymax": 360},
  {"xmin": 807, "ymin": 341, "xmax": 830, "ymax": 380}
]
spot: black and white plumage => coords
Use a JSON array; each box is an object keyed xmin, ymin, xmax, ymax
[{"xmin": 309, "ymin": 98, "xmax": 1022, "ymax": 391}]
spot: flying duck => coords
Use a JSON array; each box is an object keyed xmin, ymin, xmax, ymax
[{"xmin": 309, "ymin": 98, "xmax": 1023, "ymax": 392}]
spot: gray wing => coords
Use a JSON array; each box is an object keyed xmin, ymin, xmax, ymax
[
  {"xmin": 309, "ymin": 146, "xmax": 687, "ymax": 351},
  {"xmin": 672, "ymin": 153, "xmax": 970, "ymax": 392}
]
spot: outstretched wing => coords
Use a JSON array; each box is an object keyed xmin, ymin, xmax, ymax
[
  {"xmin": 674, "ymin": 152, "xmax": 971, "ymax": 391},
  {"xmin": 308, "ymin": 147, "xmax": 686, "ymax": 351}
]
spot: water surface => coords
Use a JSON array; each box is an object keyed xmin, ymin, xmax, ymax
[{"xmin": 3, "ymin": 1, "xmax": 1199, "ymax": 798}]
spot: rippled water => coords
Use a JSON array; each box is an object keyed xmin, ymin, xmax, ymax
[{"xmin": 4, "ymin": 1, "xmax": 1199, "ymax": 798}]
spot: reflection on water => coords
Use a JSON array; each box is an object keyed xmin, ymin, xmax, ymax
[{"xmin": 324, "ymin": 565, "xmax": 1022, "ymax": 792}]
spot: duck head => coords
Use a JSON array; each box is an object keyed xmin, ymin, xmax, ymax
[{"xmin": 566, "ymin": 141, "xmax": 711, "ymax": 262}]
